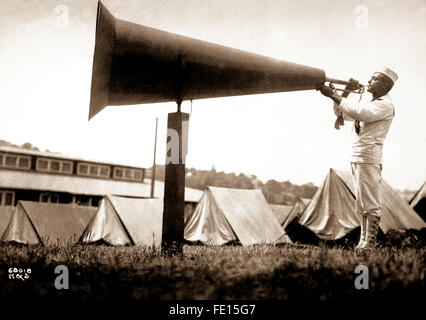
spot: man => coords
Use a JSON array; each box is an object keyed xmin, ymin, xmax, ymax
[{"xmin": 318, "ymin": 68, "xmax": 398, "ymax": 253}]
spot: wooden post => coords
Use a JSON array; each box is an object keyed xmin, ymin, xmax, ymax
[
  {"xmin": 150, "ymin": 117, "xmax": 158, "ymax": 198},
  {"xmin": 161, "ymin": 110, "xmax": 189, "ymax": 255}
]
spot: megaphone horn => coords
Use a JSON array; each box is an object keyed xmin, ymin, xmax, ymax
[{"xmin": 89, "ymin": 1, "xmax": 328, "ymax": 120}]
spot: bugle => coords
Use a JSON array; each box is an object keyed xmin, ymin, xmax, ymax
[{"xmin": 324, "ymin": 76, "xmax": 368, "ymax": 94}]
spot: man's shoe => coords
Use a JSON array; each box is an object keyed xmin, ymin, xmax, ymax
[
  {"xmin": 359, "ymin": 215, "xmax": 380, "ymax": 251},
  {"xmin": 355, "ymin": 214, "xmax": 367, "ymax": 249}
]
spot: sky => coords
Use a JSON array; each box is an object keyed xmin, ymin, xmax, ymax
[{"xmin": 0, "ymin": 0, "xmax": 425, "ymax": 191}]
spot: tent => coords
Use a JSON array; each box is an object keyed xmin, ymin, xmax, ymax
[
  {"xmin": 80, "ymin": 195, "xmax": 163, "ymax": 246},
  {"xmin": 0, "ymin": 206, "xmax": 14, "ymax": 237},
  {"xmin": 1, "ymin": 201, "xmax": 96, "ymax": 245},
  {"xmin": 298, "ymin": 169, "xmax": 426, "ymax": 240},
  {"xmin": 270, "ymin": 204, "xmax": 293, "ymax": 226},
  {"xmin": 409, "ymin": 182, "xmax": 426, "ymax": 221},
  {"xmin": 285, "ymin": 198, "xmax": 310, "ymax": 229},
  {"xmin": 184, "ymin": 186, "xmax": 292, "ymax": 245},
  {"xmin": 270, "ymin": 198, "xmax": 310, "ymax": 230}
]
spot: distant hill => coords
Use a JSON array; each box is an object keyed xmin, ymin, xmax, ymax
[{"xmin": 148, "ymin": 164, "xmax": 318, "ymax": 206}]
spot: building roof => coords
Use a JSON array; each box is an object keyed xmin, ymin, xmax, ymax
[
  {"xmin": 0, "ymin": 146, "xmax": 144, "ymax": 169},
  {"xmin": 0, "ymin": 146, "xmax": 203, "ymax": 202},
  {"xmin": 0, "ymin": 169, "xmax": 202, "ymax": 202}
]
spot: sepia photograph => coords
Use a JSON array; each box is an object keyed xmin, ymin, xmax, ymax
[{"xmin": 0, "ymin": 0, "xmax": 425, "ymax": 315}]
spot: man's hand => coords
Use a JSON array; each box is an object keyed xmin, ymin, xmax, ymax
[
  {"xmin": 318, "ymin": 85, "xmax": 342, "ymax": 105},
  {"xmin": 345, "ymin": 78, "xmax": 360, "ymax": 91},
  {"xmin": 318, "ymin": 86, "xmax": 335, "ymax": 98}
]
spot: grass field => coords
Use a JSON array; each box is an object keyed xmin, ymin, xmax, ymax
[{"xmin": 0, "ymin": 243, "xmax": 424, "ymax": 303}]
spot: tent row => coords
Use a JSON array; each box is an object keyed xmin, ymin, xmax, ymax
[
  {"xmin": 297, "ymin": 169, "xmax": 426, "ymax": 240},
  {"xmin": 266, "ymin": 169, "xmax": 425, "ymax": 242},
  {"xmin": 0, "ymin": 169, "xmax": 424, "ymax": 246},
  {"xmin": 0, "ymin": 187, "xmax": 292, "ymax": 247},
  {"xmin": 0, "ymin": 202, "xmax": 97, "ymax": 246}
]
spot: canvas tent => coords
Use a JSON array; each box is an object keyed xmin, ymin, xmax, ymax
[
  {"xmin": 284, "ymin": 198, "xmax": 310, "ymax": 229},
  {"xmin": 409, "ymin": 182, "xmax": 426, "ymax": 222},
  {"xmin": 270, "ymin": 204, "xmax": 293, "ymax": 227},
  {"xmin": 1, "ymin": 201, "xmax": 96, "ymax": 245},
  {"xmin": 298, "ymin": 169, "xmax": 426, "ymax": 240},
  {"xmin": 185, "ymin": 186, "xmax": 292, "ymax": 245},
  {"xmin": 270, "ymin": 198, "xmax": 310, "ymax": 230},
  {"xmin": 80, "ymin": 195, "xmax": 163, "ymax": 246}
]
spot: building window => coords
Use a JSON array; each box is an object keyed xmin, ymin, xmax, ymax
[
  {"xmin": 40, "ymin": 193, "xmax": 49, "ymax": 203},
  {"xmin": 61, "ymin": 161, "xmax": 72, "ymax": 173},
  {"xmin": 100, "ymin": 166, "xmax": 110, "ymax": 177},
  {"xmin": 90, "ymin": 165, "xmax": 99, "ymax": 176},
  {"xmin": 50, "ymin": 160, "xmax": 60, "ymax": 172},
  {"xmin": 74, "ymin": 195, "xmax": 92, "ymax": 207},
  {"xmin": 77, "ymin": 163, "xmax": 89, "ymax": 175},
  {"xmin": 50, "ymin": 194, "xmax": 59, "ymax": 203},
  {"xmin": 113, "ymin": 167, "xmax": 144, "ymax": 181},
  {"xmin": 36, "ymin": 158, "xmax": 49, "ymax": 171},
  {"xmin": 134, "ymin": 170, "xmax": 143, "ymax": 181},
  {"xmin": 5, "ymin": 155, "xmax": 17, "ymax": 167},
  {"xmin": 39, "ymin": 192, "xmax": 59, "ymax": 203},
  {"xmin": 4, "ymin": 192, "xmax": 13, "ymax": 206},
  {"xmin": 77, "ymin": 163, "xmax": 112, "ymax": 179},
  {"xmin": 114, "ymin": 168, "xmax": 123, "ymax": 179},
  {"xmin": 18, "ymin": 156, "xmax": 31, "ymax": 169},
  {"xmin": 0, "ymin": 190, "xmax": 15, "ymax": 206},
  {"xmin": 36, "ymin": 158, "xmax": 72, "ymax": 174},
  {"xmin": 0, "ymin": 154, "xmax": 30, "ymax": 170},
  {"xmin": 125, "ymin": 169, "xmax": 132, "ymax": 179}
]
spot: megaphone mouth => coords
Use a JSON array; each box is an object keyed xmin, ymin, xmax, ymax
[
  {"xmin": 89, "ymin": 1, "xmax": 116, "ymax": 120},
  {"xmin": 89, "ymin": 1, "xmax": 326, "ymax": 120}
]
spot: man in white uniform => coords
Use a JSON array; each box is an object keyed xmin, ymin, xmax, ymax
[{"xmin": 318, "ymin": 68, "xmax": 398, "ymax": 253}]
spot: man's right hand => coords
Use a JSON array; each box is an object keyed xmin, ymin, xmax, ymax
[
  {"xmin": 318, "ymin": 85, "xmax": 342, "ymax": 105},
  {"xmin": 318, "ymin": 86, "xmax": 335, "ymax": 98}
]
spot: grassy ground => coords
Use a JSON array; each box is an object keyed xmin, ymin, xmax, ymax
[{"xmin": 0, "ymin": 243, "xmax": 424, "ymax": 302}]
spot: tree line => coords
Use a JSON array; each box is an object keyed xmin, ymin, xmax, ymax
[{"xmin": 149, "ymin": 165, "xmax": 318, "ymax": 205}]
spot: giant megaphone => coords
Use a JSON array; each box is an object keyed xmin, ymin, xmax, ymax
[{"xmin": 89, "ymin": 1, "xmax": 327, "ymax": 120}]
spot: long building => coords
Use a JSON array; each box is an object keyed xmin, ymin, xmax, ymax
[{"xmin": 0, "ymin": 146, "xmax": 202, "ymax": 208}]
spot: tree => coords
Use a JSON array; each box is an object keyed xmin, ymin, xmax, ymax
[{"xmin": 20, "ymin": 142, "xmax": 40, "ymax": 151}]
